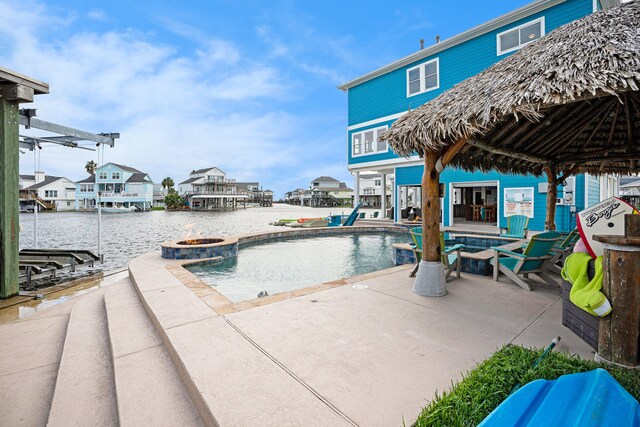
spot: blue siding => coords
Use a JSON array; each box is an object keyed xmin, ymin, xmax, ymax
[
  {"xmin": 347, "ymin": 0, "xmax": 594, "ymax": 166},
  {"xmin": 348, "ymin": 119, "xmax": 401, "ymax": 164},
  {"xmin": 395, "ymin": 165, "xmax": 587, "ymax": 232},
  {"xmin": 587, "ymin": 175, "xmax": 601, "ymax": 207}
]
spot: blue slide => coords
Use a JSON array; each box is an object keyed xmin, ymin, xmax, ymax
[{"xmin": 341, "ymin": 203, "xmax": 363, "ymax": 227}]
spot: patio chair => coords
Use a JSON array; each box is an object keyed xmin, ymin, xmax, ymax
[
  {"xmin": 370, "ymin": 211, "xmax": 379, "ymax": 218},
  {"xmin": 491, "ymin": 231, "xmax": 562, "ymax": 291},
  {"xmin": 500, "ymin": 215, "xmax": 529, "ymax": 238},
  {"xmin": 409, "ymin": 227, "xmax": 465, "ymax": 280},
  {"xmin": 547, "ymin": 228, "xmax": 581, "ymax": 274}
]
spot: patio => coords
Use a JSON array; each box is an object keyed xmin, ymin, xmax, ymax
[{"xmin": 0, "ymin": 254, "xmax": 593, "ymax": 426}]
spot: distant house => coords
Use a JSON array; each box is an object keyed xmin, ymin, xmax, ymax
[
  {"xmin": 178, "ymin": 167, "xmax": 246, "ymax": 210},
  {"xmin": 309, "ymin": 176, "xmax": 354, "ymax": 207},
  {"xmin": 75, "ymin": 163, "xmax": 154, "ymax": 211},
  {"xmin": 284, "ymin": 188, "xmax": 311, "ymax": 206},
  {"xmin": 19, "ymin": 171, "xmax": 76, "ymax": 211},
  {"xmin": 153, "ymin": 184, "xmax": 166, "ymax": 208},
  {"xmin": 358, "ymin": 174, "xmax": 391, "ymax": 208}
]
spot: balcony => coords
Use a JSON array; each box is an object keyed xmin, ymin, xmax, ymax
[{"xmin": 185, "ymin": 190, "xmax": 241, "ymax": 196}]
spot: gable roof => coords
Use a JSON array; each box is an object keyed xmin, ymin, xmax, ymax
[
  {"xmin": 28, "ymin": 176, "xmax": 65, "ymax": 190},
  {"xmin": 20, "ymin": 174, "xmax": 35, "ymax": 181},
  {"xmin": 192, "ymin": 167, "xmax": 226, "ymax": 175},
  {"xmin": 77, "ymin": 175, "xmax": 96, "ymax": 184},
  {"xmin": 311, "ymin": 176, "xmax": 339, "ymax": 183},
  {"xmin": 126, "ymin": 173, "xmax": 151, "ymax": 183},
  {"xmin": 105, "ymin": 163, "xmax": 143, "ymax": 174},
  {"xmin": 179, "ymin": 177, "xmax": 200, "ymax": 185}
]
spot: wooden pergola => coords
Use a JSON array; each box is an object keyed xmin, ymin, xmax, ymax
[{"xmin": 380, "ymin": 2, "xmax": 640, "ymax": 295}]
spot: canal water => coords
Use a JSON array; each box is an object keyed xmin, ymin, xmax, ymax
[{"xmin": 18, "ymin": 204, "xmax": 365, "ymax": 273}]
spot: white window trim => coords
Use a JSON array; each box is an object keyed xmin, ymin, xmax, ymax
[
  {"xmin": 406, "ymin": 58, "xmax": 439, "ymax": 98},
  {"xmin": 351, "ymin": 125, "xmax": 389, "ymax": 158},
  {"xmin": 496, "ymin": 17, "xmax": 545, "ymax": 56}
]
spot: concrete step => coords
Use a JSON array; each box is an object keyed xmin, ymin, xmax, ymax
[
  {"xmin": 0, "ymin": 309, "xmax": 70, "ymax": 426},
  {"xmin": 104, "ymin": 278, "xmax": 203, "ymax": 427},
  {"xmin": 47, "ymin": 289, "xmax": 118, "ymax": 427}
]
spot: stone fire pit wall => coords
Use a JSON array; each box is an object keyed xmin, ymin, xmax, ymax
[{"xmin": 160, "ymin": 237, "xmax": 239, "ymax": 260}]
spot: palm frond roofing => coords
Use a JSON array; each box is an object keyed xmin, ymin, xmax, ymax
[{"xmin": 380, "ymin": 2, "xmax": 640, "ymax": 176}]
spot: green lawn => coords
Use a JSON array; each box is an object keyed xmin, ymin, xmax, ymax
[{"xmin": 411, "ymin": 345, "xmax": 640, "ymax": 427}]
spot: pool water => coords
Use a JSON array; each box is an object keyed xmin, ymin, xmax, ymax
[{"xmin": 186, "ymin": 233, "xmax": 408, "ymax": 302}]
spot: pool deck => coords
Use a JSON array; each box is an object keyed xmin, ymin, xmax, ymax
[{"xmin": 0, "ymin": 244, "xmax": 595, "ymax": 426}]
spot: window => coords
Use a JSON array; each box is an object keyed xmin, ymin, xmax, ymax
[
  {"xmin": 374, "ymin": 180, "xmax": 381, "ymax": 186},
  {"xmin": 497, "ymin": 18, "xmax": 544, "ymax": 55},
  {"xmin": 99, "ymin": 172, "xmax": 107, "ymax": 180},
  {"xmin": 351, "ymin": 126, "xmax": 388, "ymax": 157},
  {"xmin": 45, "ymin": 190, "xmax": 57, "ymax": 198},
  {"xmin": 406, "ymin": 58, "xmax": 439, "ymax": 97},
  {"xmin": 112, "ymin": 172, "xmax": 120, "ymax": 179}
]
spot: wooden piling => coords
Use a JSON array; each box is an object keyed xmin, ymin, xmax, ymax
[
  {"xmin": 421, "ymin": 150, "xmax": 441, "ymax": 263},
  {"xmin": 594, "ymin": 214, "xmax": 640, "ymax": 368}
]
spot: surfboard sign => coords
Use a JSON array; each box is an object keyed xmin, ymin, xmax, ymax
[{"xmin": 576, "ymin": 197, "xmax": 638, "ymax": 258}]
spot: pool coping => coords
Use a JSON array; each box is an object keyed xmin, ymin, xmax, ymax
[{"xmin": 165, "ymin": 225, "xmax": 411, "ymax": 314}]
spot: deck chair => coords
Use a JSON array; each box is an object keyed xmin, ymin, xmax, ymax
[
  {"xmin": 500, "ymin": 215, "xmax": 529, "ymax": 238},
  {"xmin": 370, "ymin": 211, "xmax": 379, "ymax": 218},
  {"xmin": 491, "ymin": 231, "xmax": 562, "ymax": 291},
  {"xmin": 547, "ymin": 229, "xmax": 580, "ymax": 274},
  {"xmin": 409, "ymin": 227, "xmax": 465, "ymax": 280}
]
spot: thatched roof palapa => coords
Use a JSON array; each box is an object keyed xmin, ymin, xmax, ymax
[{"xmin": 380, "ymin": 2, "xmax": 640, "ymax": 176}]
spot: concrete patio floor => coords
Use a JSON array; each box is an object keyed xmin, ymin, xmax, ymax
[{"xmin": 0, "ymin": 251, "xmax": 595, "ymax": 426}]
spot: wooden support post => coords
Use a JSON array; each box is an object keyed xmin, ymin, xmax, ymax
[
  {"xmin": 0, "ymin": 98, "xmax": 20, "ymax": 298},
  {"xmin": 594, "ymin": 214, "xmax": 640, "ymax": 368},
  {"xmin": 422, "ymin": 150, "xmax": 441, "ymax": 263},
  {"xmin": 413, "ymin": 149, "xmax": 446, "ymax": 297},
  {"xmin": 544, "ymin": 165, "xmax": 557, "ymax": 231}
]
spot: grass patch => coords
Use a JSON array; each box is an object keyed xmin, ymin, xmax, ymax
[
  {"xmin": 150, "ymin": 206, "xmax": 165, "ymax": 211},
  {"xmin": 412, "ymin": 345, "xmax": 640, "ymax": 427}
]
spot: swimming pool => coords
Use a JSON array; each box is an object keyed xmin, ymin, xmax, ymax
[{"xmin": 186, "ymin": 233, "xmax": 408, "ymax": 302}]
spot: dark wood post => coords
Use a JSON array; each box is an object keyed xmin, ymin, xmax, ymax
[
  {"xmin": 422, "ymin": 150, "xmax": 441, "ymax": 263},
  {"xmin": 544, "ymin": 164, "xmax": 557, "ymax": 231},
  {"xmin": 594, "ymin": 214, "xmax": 640, "ymax": 368},
  {"xmin": 0, "ymin": 97, "xmax": 20, "ymax": 298}
]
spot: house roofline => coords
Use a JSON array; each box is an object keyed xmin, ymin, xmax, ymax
[{"xmin": 337, "ymin": 0, "xmax": 567, "ymax": 91}]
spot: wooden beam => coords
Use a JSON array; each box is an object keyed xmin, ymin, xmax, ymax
[
  {"xmin": 435, "ymin": 136, "xmax": 468, "ymax": 172},
  {"xmin": 0, "ymin": 84, "xmax": 34, "ymax": 103},
  {"xmin": 559, "ymin": 145, "xmax": 628, "ymax": 162},
  {"xmin": 0, "ymin": 66, "xmax": 49, "ymax": 94},
  {"xmin": 556, "ymin": 163, "xmax": 582, "ymax": 184},
  {"xmin": 466, "ymin": 138, "xmax": 550, "ymax": 165}
]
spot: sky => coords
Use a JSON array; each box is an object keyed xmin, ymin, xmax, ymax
[{"xmin": 1, "ymin": 0, "xmax": 531, "ymax": 198}]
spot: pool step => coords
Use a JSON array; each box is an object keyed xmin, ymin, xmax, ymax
[
  {"xmin": 104, "ymin": 278, "xmax": 203, "ymax": 426},
  {"xmin": 47, "ymin": 289, "xmax": 118, "ymax": 426}
]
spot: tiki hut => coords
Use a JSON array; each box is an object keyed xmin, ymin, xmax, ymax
[{"xmin": 379, "ymin": 2, "xmax": 640, "ymax": 295}]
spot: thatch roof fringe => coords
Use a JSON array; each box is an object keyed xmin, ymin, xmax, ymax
[{"xmin": 380, "ymin": 2, "xmax": 640, "ymax": 160}]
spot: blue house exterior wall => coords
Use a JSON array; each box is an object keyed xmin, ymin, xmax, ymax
[
  {"xmin": 347, "ymin": 0, "xmax": 594, "ymax": 134},
  {"xmin": 345, "ymin": 0, "xmax": 605, "ymax": 232}
]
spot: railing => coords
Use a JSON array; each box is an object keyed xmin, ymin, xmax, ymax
[
  {"xmin": 203, "ymin": 177, "xmax": 236, "ymax": 184},
  {"xmin": 185, "ymin": 190, "xmax": 241, "ymax": 196},
  {"xmin": 99, "ymin": 192, "xmax": 141, "ymax": 198}
]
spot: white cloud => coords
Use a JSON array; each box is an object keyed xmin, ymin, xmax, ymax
[
  {"xmin": 1, "ymin": 1, "xmax": 350, "ymax": 198},
  {"xmin": 88, "ymin": 9, "xmax": 107, "ymax": 21}
]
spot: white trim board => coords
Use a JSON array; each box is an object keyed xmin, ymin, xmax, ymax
[{"xmin": 347, "ymin": 111, "xmax": 407, "ymax": 131}]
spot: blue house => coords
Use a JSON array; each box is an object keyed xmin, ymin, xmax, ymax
[
  {"xmin": 76, "ymin": 163, "xmax": 154, "ymax": 211},
  {"xmin": 339, "ymin": 0, "xmax": 620, "ymax": 232}
]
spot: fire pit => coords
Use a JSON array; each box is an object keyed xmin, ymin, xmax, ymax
[
  {"xmin": 160, "ymin": 237, "xmax": 238, "ymax": 260},
  {"xmin": 176, "ymin": 238, "xmax": 225, "ymax": 246}
]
